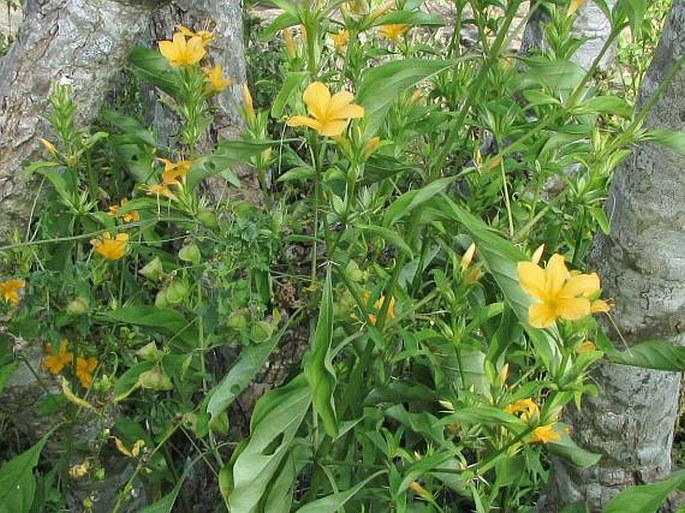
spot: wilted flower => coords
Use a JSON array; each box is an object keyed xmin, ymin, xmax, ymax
[
  {"xmin": 90, "ymin": 232, "xmax": 129, "ymax": 261},
  {"xmin": 202, "ymin": 64, "xmax": 232, "ymax": 92},
  {"xmin": 0, "ymin": 278, "xmax": 25, "ymax": 305},
  {"xmin": 176, "ymin": 24, "xmax": 214, "ymax": 44},
  {"xmin": 287, "ymin": 82, "xmax": 364, "ymax": 137}
]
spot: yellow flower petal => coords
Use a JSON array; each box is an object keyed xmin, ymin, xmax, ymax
[
  {"xmin": 319, "ymin": 119, "xmax": 351, "ymax": 137},
  {"xmin": 561, "ymin": 272, "xmax": 600, "ymax": 298},
  {"xmin": 0, "ymin": 278, "xmax": 26, "ymax": 305},
  {"xmin": 556, "ymin": 297, "xmax": 592, "ymax": 321},
  {"xmin": 517, "ymin": 262, "xmax": 546, "ymax": 300},
  {"xmin": 303, "ymin": 82, "xmax": 331, "ymax": 120},
  {"xmin": 528, "ymin": 302, "xmax": 559, "ymax": 329},
  {"xmin": 545, "ymin": 254, "xmax": 569, "ymax": 295}
]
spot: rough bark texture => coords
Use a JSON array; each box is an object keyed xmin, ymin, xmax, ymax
[
  {"xmin": 0, "ymin": 0, "xmax": 158, "ymax": 244},
  {"xmin": 543, "ymin": 1, "xmax": 685, "ymax": 510},
  {"xmin": 521, "ymin": 0, "xmax": 617, "ymax": 70}
]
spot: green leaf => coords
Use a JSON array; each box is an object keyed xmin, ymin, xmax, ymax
[
  {"xmin": 138, "ymin": 476, "xmax": 185, "ymax": 513},
  {"xmin": 262, "ymin": 11, "xmax": 300, "ymax": 39},
  {"xmin": 206, "ymin": 330, "xmax": 282, "ymax": 425},
  {"xmin": 101, "ymin": 109, "xmax": 157, "ymax": 147},
  {"xmin": 548, "ymin": 428, "xmax": 601, "ymax": 469},
  {"xmin": 644, "ymin": 130, "xmax": 685, "ymax": 156},
  {"xmin": 262, "ymin": 456, "xmax": 297, "ymax": 513},
  {"xmin": 295, "ymin": 470, "xmax": 386, "ymax": 512},
  {"xmin": 357, "ymin": 59, "xmax": 457, "ymax": 136},
  {"xmin": 609, "ymin": 339, "xmax": 685, "ymax": 371},
  {"xmin": 383, "ymin": 176, "xmax": 457, "ymax": 227},
  {"xmin": 128, "ymin": 47, "xmax": 178, "ymax": 96},
  {"xmin": 615, "ymin": 0, "xmax": 647, "ymax": 38},
  {"xmin": 356, "ymin": 224, "xmax": 414, "ymax": 259},
  {"xmin": 603, "ymin": 469, "xmax": 685, "ymax": 513},
  {"xmin": 190, "ymin": 140, "xmax": 274, "ymax": 191},
  {"xmin": 581, "ymin": 96, "xmax": 633, "ymax": 118},
  {"xmin": 522, "ymin": 58, "xmax": 586, "ymax": 93},
  {"xmin": 97, "ymin": 306, "xmax": 197, "ymax": 347},
  {"xmin": 304, "ymin": 268, "xmax": 338, "ymax": 438},
  {"xmin": 367, "ymin": 11, "xmax": 446, "ymax": 28},
  {"xmin": 277, "ymin": 166, "xmax": 315, "ymax": 183},
  {"xmin": 0, "ymin": 431, "xmax": 53, "ymax": 513},
  {"xmin": 227, "ymin": 374, "xmax": 311, "ymax": 513},
  {"xmin": 272, "ymin": 71, "xmax": 309, "ymax": 119}
]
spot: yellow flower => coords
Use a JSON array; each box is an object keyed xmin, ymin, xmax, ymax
[
  {"xmin": 505, "ymin": 398, "xmax": 539, "ymax": 422},
  {"xmin": 0, "ymin": 278, "xmax": 25, "ymax": 305},
  {"xmin": 176, "ymin": 24, "xmax": 214, "ymax": 44},
  {"xmin": 242, "ymin": 83, "xmax": 255, "ymax": 124},
  {"xmin": 331, "ymin": 30, "xmax": 350, "ymax": 53},
  {"xmin": 90, "ymin": 232, "xmax": 129, "ymax": 261},
  {"xmin": 517, "ymin": 254, "xmax": 601, "ymax": 329},
  {"xmin": 460, "ymin": 243, "xmax": 476, "ymax": 272},
  {"xmin": 107, "ymin": 198, "xmax": 140, "ymax": 223},
  {"xmin": 568, "ymin": 0, "xmax": 587, "ymax": 16},
  {"xmin": 379, "ymin": 24, "xmax": 408, "ymax": 41},
  {"xmin": 529, "ymin": 422, "xmax": 563, "ymax": 444},
  {"xmin": 287, "ymin": 82, "xmax": 364, "ymax": 137},
  {"xmin": 43, "ymin": 339, "xmax": 73, "ymax": 375},
  {"xmin": 159, "ymin": 158, "xmax": 192, "ymax": 186},
  {"xmin": 76, "ymin": 356, "xmax": 97, "ymax": 388},
  {"xmin": 144, "ymin": 183, "xmax": 177, "ymax": 201},
  {"xmin": 362, "ymin": 292, "xmax": 396, "ymax": 325},
  {"xmin": 202, "ymin": 64, "xmax": 232, "ymax": 92},
  {"xmin": 576, "ymin": 340, "xmax": 598, "ymax": 354},
  {"xmin": 39, "ymin": 138, "xmax": 58, "ymax": 154},
  {"xmin": 158, "ymin": 33, "xmax": 206, "ymax": 67},
  {"xmin": 283, "ymin": 27, "xmax": 296, "ymax": 57},
  {"xmin": 362, "ymin": 136, "xmax": 381, "ymax": 158}
]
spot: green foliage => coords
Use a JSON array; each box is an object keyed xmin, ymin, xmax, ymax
[{"xmin": 0, "ymin": 1, "xmax": 681, "ymax": 512}]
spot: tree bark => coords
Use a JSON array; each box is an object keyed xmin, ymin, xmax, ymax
[
  {"xmin": 0, "ymin": 0, "xmax": 157, "ymax": 244},
  {"xmin": 544, "ymin": 1, "xmax": 685, "ymax": 510}
]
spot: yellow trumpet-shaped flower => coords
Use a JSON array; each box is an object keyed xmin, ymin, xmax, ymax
[
  {"xmin": 0, "ymin": 278, "xmax": 25, "ymax": 305},
  {"xmin": 90, "ymin": 232, "xmax": 129, "ymax": 261},
  {"xmin": 76, "ymin": 356, "xmax": 97, "ymax": 388},
  {"xmin": 287, "ymin": 82, "xmax": 364, "ymax": 137},
  {"xmin": 529, "ymin": 422, "xmax": 563, "ymax": 444},
  {"xmin": 379, "ymin": 23, "xmax": 408, "ymax": 41},
  {"xmin": 43, "ymin": 339, "xmax": 73, "ymax": 375},
  {"xmin": 517, "ymin": 254, "xmax": 601, "ymax": 329},
  {"xmin": 505, "ymin": 398, "xmax": 539, "ymax": 422},
  {"xmin": 159, "ymin": 158, "xmax": 192, "ymax": 186},
  {"xmin": 159, "ymin": 33, "xmax": 206, "ymax": 67},
  {"xmin": 145, "ymin": 183, "xmax": 177, "ymax": 201},
  {"xmin": 202, "ymin": 64, "xmax": 232, "ymax": 92}
]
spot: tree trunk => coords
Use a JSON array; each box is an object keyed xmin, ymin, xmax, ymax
[
  {"xmin": 544, "ymin": 1, "xmax": 685, "ymax": 510},
  {"xmin": 0, "ymin": 0, "xmax": 157, "ymax": 244}
]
